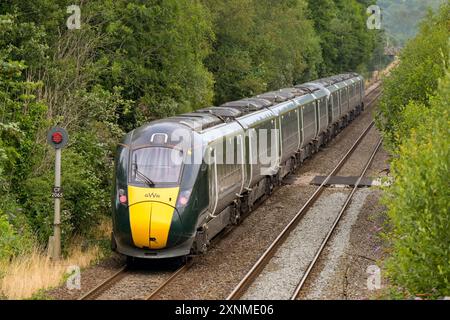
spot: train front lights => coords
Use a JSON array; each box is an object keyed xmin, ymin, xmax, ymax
[
  {"xmin": 176, "ymin": 190, "xmax": 191, "ymax": 208},
  {"xmin": 119, "ymin": 189, "xmax": 127, "ymax": 205}
]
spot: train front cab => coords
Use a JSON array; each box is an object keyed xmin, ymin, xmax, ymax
[{"xmin": 111, "ymin": 129, "xmax": 208, "ymax": 259}]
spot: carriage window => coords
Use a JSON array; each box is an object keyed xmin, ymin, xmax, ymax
[{"xmin": 130, "ymin": 147, "xmax": 183, "ymax": 184}]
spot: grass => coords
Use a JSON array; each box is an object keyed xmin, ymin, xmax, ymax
[
  {"xmin": 0, "ymin": 242, "xmax": 100, "ymax": 300},
  {"xmin": 0, "ymin": 218, "xmax": 112, "ymax": 300}
]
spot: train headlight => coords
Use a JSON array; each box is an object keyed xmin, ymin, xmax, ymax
[
  {"xmin": 119, "ymin": 189, "xmax": 127, "ymax": 205},
  {"xmin": 176, "ymin": 190, "xmax": 191, "ymax": 208}
]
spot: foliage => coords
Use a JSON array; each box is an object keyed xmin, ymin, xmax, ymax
[
  {"xmin": 0, "ymin": 0, "xmax": 389, "ymax": 261},
  {"xmin": 376, "ymin": 4, "xmax": 449, "ymax": 151},
  {"xmin": 204, "ymin": 0, "xmax": 322, "ymax": 105},
  {"xmin": 378, "ymin": 0, "xmax": 445, "ymax": 46},
  {"xmin": 100, "ymin": 0, "xmax": 215, "ymax": 121},
  {"xmin": 306, "ymin": 0, "xmax": 381, "ymax": 77},
  {"xmin": 383, "ymin": 70, "xmax": 450, "ymax": 298},
  {"xmin": 376, "ymin": 3, "xmax": 450, "ymax": 298}
]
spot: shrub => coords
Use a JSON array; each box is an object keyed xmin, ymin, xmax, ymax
[
  {"xmin": 383, "ymin": 69, "xmax": 450, "ymax": 298},
  {"xmin": 0, "ymin": 198, "xmax": 36, "ymax": 263},
  {"xmin": 376, "ymin": 4, "xmax": 449, "ymax": 151}
]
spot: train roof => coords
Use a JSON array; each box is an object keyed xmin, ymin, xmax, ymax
[
  {"xmin": 128, "ymin": 73, "xmax": 364, "ymax": 138},
  {"xmin": 256, "ymin": 90, "xmax": 296, "ymax": 103}
]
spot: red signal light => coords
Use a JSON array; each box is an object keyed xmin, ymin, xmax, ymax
[{"xmin": 51, "ymin": 132, "xmax": 63, "ymax": 144}]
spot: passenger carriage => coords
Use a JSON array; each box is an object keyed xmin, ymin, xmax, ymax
[{"xmin": 111, "ymin": 73, "xmax": 365, "ymax": 260}]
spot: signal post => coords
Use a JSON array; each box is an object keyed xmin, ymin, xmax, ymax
[{"xmin": 47, "ymin": 127, "xmax": 69, "ymax": 260}]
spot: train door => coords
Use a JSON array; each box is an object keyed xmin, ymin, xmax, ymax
[
  {"xmin": 339, "ymin": 89, "xmax": 345, "ymax": 116},
  {"xmin": 301, "ymin": 102, "xmax": 316, "ymax": 145},
  {"xmin": 236, "ymin": 134, "xmax": 246, "ymax": 196},
  {"xmin": 219, "ymin": 135, "xmax": 243, "ymax": 205},
  {"xmin": 280, "ymin": 109, "xmax": 299, "ymax": 162},
  {"xmin": 257, "ymin": 119, "xmax": 279, "ymax": 176},
  {"xmin": 296, "ymin": 107, "xmax": 303, "ymax": 151},
  {"xmin": 314, "ymin": 97, "xmax": 320, "ymax": 137},
  {"xmin": 245, "ymin": 128, "xmax": 257, "ymax": 190},
  {"xmin": 332, "ymin": 91, "xmax": 340, "ymax": 122},
  {"xmin": 207, "ymin": 146, "xmax": 218, "ymax": 216},
  {"xmin": 327, "ymin": 94, "xmax": 333, "ymax": 125},
  {"xmin": 346, "ymin": 86, "xmax": 350, "ymax": 111},
  {"xmin": 318, "ymin": 97, "xmax": 328, "ymax": 132}
]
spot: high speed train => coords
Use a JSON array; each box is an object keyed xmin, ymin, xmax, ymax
[{"xmin": 111, "ymin": 73, "xmax": 365, "ymax": 260}]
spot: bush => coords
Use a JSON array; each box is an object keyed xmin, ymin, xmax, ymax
[
  {"xmin": 376, "ymin": 4, "xmax": 449, "ymax": 151},
  {"xmin": 0, "ymin": 212, "xmax": 17, "ymax": 261},
  {"xmin": 378, "ymin": 3, "xmax": 450, "ymax": 298},
  {"xmin": 23, "ymin": 149, "xmax": 106, "ymax": 247},
  {"xmin": 0, "ymin": 198, "xmax": 36, "ymax": 263},
  {"xmin": 382, "ymin": 68, "xmax": 450, "ymax": 298}
]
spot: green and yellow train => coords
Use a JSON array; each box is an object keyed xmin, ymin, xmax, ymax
[{"xmin": 111, "ymin": 73, "xmax": 365, "ymax": 260}]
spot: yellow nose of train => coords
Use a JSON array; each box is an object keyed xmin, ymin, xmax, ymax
[{"xmin": 127, "ymin": 186, "xmax": 179, "ymax": 249}]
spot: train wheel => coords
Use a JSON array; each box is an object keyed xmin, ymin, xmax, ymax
[{"xmin": 230, "ymin": 202, "xmax": 242, "ymax": 225}]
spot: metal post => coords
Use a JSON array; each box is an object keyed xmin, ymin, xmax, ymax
[{"xmin": 53, "ymin": 148, "xmax": 62, "ymax": 260}]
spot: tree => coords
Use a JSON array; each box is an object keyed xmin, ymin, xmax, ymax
[
  {"xmin": 204, "ymin": 0, "xmax": 322, "ymax": 105},
  {"xmin": 101, "ymin": 0, "xmax": 215, "ymax": 120},
  {"xmin": 377, "ymin": 4, "xmax": 449, "ymax": 150}
]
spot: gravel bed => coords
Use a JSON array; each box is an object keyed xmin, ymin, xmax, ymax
[
  {"xmin": 154, "ymin": 183, "xmax": 319, "ymax": 300},
  {"xmin": 299, "ymin": 188, "xmax": 372, "ymax": 299},
  {"xmin": 336, "ymin": 127, "xmax": 381, "ymax": 177},
  {"xmin": 47, "ymin": 253, "xmax": 180, "ymax": 300},
  {"xmin": 47, "ymin": 253, "xmax": 125, "ymax": 300},
  {"xmin": 151, "ymin": 85, "xmax": 385, "ymax": 300},
  {"xmin": 298, "ymin": 189, "xmax": 387, "ymax": 300},
  {"xmin": 46, "ymin": 84, "xmax": 384, "ymax": 300},
  {"xmin": 242, "ymin": 190, "xmax": 350, "ymax": 300},
  {"xmin": 96, "ymin": 268, "xmax": 174, "ymax": 300}
]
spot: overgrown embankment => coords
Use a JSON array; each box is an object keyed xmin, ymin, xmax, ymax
[
  {"xmin": 376, "ymin": 3, "xmax": 449, "ymax": 298},
  {"xmin": 0, "ymin": 0, "xmax": 386, "ymax": 299}
]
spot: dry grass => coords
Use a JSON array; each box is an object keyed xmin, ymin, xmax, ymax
[
  {"xmin": 0, "ymin": 217, "xmax": 112, "ymax": 300},
  {"xmin": 0, "ymin": 240, "xmax": 100, "ymax": 300}
]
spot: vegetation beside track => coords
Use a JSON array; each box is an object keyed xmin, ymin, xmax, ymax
[
  {"xmin": 0, "ymin": 1, "xmax": 385, "ymax": 268},
  {"xmin": 376, "ymin": 3, "xmax": 449, "ymax": 299}
]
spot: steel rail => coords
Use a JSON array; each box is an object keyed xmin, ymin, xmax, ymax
[
  {"xmin": 226, "ymin": 89, "xmax": 382, "ymax": 300},
  {"xmin": 145, "ymin": 260, "xmax": 193, "ymax": 300},
  {"xmin": 81, "ymin": 84, "xmax": 382, "ymax": 301},
  {"xmin": 290, "ymin": 137, "xmax": 383, "ymax": 300},
  {"xmin": 78, "ymin": 265, "xmax": 128, "ymax": 300}
]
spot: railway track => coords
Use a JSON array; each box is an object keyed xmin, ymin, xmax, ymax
[
  {"xmin": 78, "ymin": 262, "xmax": 190, "ymax": 300},
  {"xmin": 290, "ymin": 137, "xmax": 383, "ymax": 300},
  {"xmin": 226, "ymin": 89, "xmax": 383, "ymax": 300},
  {"xmin": 78, "ymin": 266, "xmax": 128, "ymax": 300},
  {"xmin": 145, "ymin": 261, "xmax": 192, "ymax": 300},
  {"xmin": 79, "ymin": 82, "xmax": 382, "ymax": 301}
]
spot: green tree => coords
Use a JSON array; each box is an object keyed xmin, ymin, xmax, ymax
[
  {"xmin": 204, "ymin": 0, "xmax": 322, "ymax": 104},
  {"xmin": 383, "ymin": 68, "xmax": 450, "ymax": 298},
  {"xmin": 101, "ymin": 0, "xmax": 214, "ymax": 121},
  {"xmin": 253, "ymin": 0, "xmax": 322, "ymax": 90},
  {"xmin": 377, "ymin": 4, "xmax": 449, "ymax": 150},
  {"xmin": 376, "ymin": 3, "xmax": 450, "ymax": 298}
]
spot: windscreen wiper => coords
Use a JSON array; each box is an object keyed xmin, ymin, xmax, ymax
[{"xmin": 133, "ymin": 162, "xmax": 155, "ymax": 187}]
